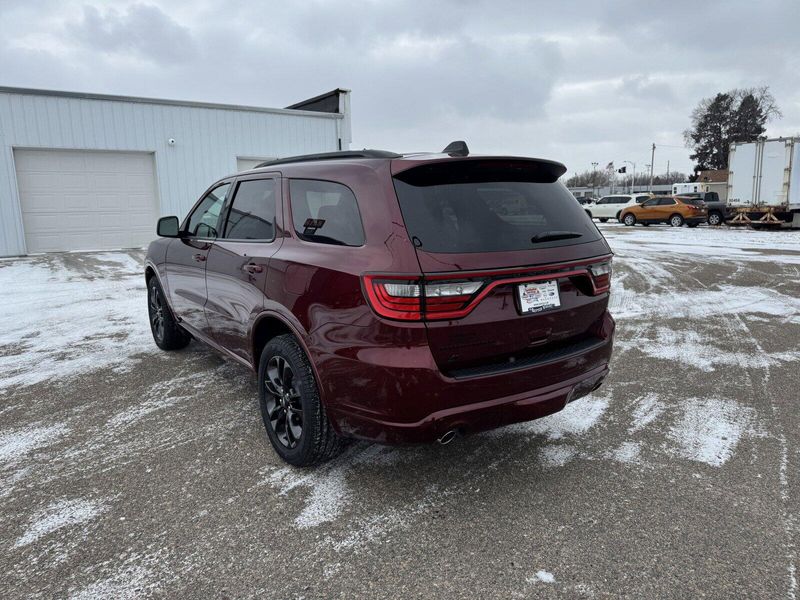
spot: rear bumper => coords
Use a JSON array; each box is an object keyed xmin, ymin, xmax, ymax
[
  {"xmin": 321, "ymin": 311, "xmax": 615, "ymax": 444},
  {"xmin": 330, "ymin": 364, "xmax": 609, "ymax": 444}
]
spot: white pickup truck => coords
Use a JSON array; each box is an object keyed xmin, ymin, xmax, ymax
[{"xmin": 584, "ymin": 193, "xmax": 652, "ymax": 222}]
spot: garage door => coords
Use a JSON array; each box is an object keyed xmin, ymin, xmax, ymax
[
  {"xmin": 14, "ymin": 149, "xmax": 159, "ymax": 253},
  {"xmin": 237, "ymin": 157, "xmax": 275, "ymax": 171}
]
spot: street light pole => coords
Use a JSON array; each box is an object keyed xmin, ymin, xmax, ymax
[
  {"xmin": 649, "ymin": 143, "xmax": 656, "ymax": 192},
  {"xmin": 591, "ymin": 161, "xmax": 598, "ymax": 197}
]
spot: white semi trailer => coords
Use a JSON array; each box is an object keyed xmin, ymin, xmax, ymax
[{"xmin": 727, "ymin": 137, "xmax": 800, "ymax": 227}]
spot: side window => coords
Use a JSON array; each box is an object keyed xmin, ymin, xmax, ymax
[
  {"xmin": 658, "ymin": 198, "xmax": 676, "ymax": 206},
  {"xmin": 707, "ymin": 192, "xmax": 719, "ymax": 202},
  {"xmin": 636, "ymin": 195, "xmax": 650, "ymax": 203},
  {"xmin": 598, "ymin": 197, "xmax": 610, "ymax": 205},
  {"xmin": 290, "ymin": 179, "xmax": 365, "ymax": 246},
  {"xmin": 185, "ymin": 183, "xmax": 230, "ymax": 238},
  {"xmin": 643, "ymin": 198, "xmax": 659, "ymax": 207},
  {"xmin": 222, "ymin": 179, "xmax": 277, "ymax": 240}
]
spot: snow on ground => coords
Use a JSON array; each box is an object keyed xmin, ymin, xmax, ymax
[
  {"xmin": 528, "ymin": 570, "xmax": 556, "ymax": 584},
  {"xmin": 0, "ymin": 422, "xmax": 70, "ymax": 463},
  {"xmin": 14, "ymin": 498, "xmax": 107, "ymax": 548},
  {"xmin": 667, "ymin": 398, "xmax": 755, "ymax": 467},
  {"xmin": 601, "ymin": 223, "xmax": 800, "ymax": 264},
  {"xmin": 0, "ymin": 251, "xmax": 152, "ymax": 390}
]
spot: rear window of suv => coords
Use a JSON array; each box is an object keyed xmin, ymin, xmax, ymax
[{"xmin": 393, "ymin": 160, "xmax": 600, "ymax": 253}]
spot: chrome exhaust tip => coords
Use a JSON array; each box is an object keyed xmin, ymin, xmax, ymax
[{"xmin": 437, "ymin": 429, "xmax": 458, "ymax": 445}]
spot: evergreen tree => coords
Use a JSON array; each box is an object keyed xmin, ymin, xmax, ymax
[
  {"xmin": 730, "ymin": 93, "xmax": 766, "ymax": 143},
  {"xmin": 684, "ymin": 87, "xmax": 780, "ymax": 172}
]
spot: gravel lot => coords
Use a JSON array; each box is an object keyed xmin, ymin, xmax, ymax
[{"xmin": 1, "ymin": 224, "xmax": 799, "ymax": 599}]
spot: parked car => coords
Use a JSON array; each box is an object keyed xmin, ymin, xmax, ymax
[
  {"xmin": 677, "ymin": 192, "xmax": 731, "ymax": 226},
  {"xmin": 145, "ymin": 144, "xmax": 615, "ymax": 466},
  {"xmin": 584, "ymin": 193, "xmax": 652, "ymax": 222},
  {"xmin": 619, "ymin": 195, "xmax": 707, "ymax": 227}
]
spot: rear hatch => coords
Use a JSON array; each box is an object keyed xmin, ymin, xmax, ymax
[{"xmin": 388, "ymin": 157, "xmax": 612, "ymax": 376}]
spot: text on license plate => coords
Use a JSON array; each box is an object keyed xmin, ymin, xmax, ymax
[{"xmin": 517, "ymin": 280, "xmax": 561, "ymax": 314}]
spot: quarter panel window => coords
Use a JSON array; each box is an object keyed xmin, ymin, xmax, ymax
[
  {"xmin": 186, "ymin": 183, "xmax": 230, "ymax": 238},
  {"xmin": 223, "ymin": 179, "xmax": 277, "ymax": 240},
  {"xmin": 290, "ymin": 179, "xmax": 365, "ymax": 246}
]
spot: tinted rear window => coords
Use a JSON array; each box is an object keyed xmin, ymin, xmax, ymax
[{"xmin": 393, "ymin": 161, "xmax": 600, "ymax": 253}]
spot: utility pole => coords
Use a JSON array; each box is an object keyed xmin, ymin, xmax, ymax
[
  {"xmin": 666, "ymin": 160, "xmax": 670, "ymax": 178},
  {"xmin": 591, "ymin": 162, "xmax": 598, "ymax": 197},
  {"xmin": 649, "ymin": 143, "xmax": 656, "ymax": 192}
]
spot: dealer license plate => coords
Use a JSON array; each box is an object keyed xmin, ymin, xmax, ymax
[{"xmin": 517, "ymin": 280, "xmax": 561, "ymax": 314}]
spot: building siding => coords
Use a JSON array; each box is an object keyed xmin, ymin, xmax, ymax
[{"xmin": 0, "ymin": 88, "xmax": 345, "ymax": 256}]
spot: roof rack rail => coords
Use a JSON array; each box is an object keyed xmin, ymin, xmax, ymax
[{"xmin": 255, "ymin": 149, "xmax": 401, "ymax": 168}]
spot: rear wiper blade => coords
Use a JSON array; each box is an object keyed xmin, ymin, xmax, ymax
[{"xmin": 531, "ymin": 231, "xmax": 583, "ymax": 243}]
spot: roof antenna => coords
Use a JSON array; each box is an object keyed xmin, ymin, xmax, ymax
[{"xmin": 442, "ymin": 141, "xmax": 469, "ymax": 157}]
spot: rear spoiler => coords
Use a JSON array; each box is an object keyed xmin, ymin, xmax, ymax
[{"xmin": 391, "ymin": 157, "xmax": 568, "ymax": 185}]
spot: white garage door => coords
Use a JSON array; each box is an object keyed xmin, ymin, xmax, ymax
[
  {"xmin": 237, "ymin": 157, "xmax": 275, "ymax": 171},
  {"xmin": 14, "ymin": 149, "xmax": 159, "ymax": 253}
]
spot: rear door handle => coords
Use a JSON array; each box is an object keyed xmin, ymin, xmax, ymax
[
  {"xmin": 193, "ymin": 253, "xmax": 206, "ymax": 262},
  {"xmin": 242, "ymin": 263, "xmax": 264, "ymax": 274}
]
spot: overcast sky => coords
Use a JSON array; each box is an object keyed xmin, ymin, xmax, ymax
[{"xmin": 2, "ymin": 0, "xmax": 798, "ymax": 177}]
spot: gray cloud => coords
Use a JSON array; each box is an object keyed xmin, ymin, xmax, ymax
[
  {"xmin": 66, "ymin": 3, "xmax": 196, "ymax": 63},
  {"xmin": 0, "ymin": 0, "xmax": 798, "ymax": 174}
]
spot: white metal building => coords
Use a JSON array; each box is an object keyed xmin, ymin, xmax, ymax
[{"xmin": 0, "ymin": 86, "xmax": 352, "ymax": 256}]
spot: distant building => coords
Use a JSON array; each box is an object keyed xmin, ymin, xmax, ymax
[
  {"xmin": 569, "ymin": 184, "xmax": 674, "ymax": 199},
  {"xmin": 673, "ymin": 170, "xmax": 729, "ymax": 201},
  {"xmin": 0, "ymin": 86, "xmax": 351, "ymax": 256}
]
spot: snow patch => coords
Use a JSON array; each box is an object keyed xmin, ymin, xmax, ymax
[
  {"xmin": 619, "ymin": 327, "xmax": 800, "ymax": 372},
  {"xmin": 69, "ymin": 564, "xmax": 154, "ymax": 600},
  {"xmin": 602, "ymin": 224, "xmax": 800, "ymax": 264},
  {"xmin": 528, "ymin": 570, "xmax": 556, "ymax": 584},
  {"xmin": 629, "ymin": 394, "xmax": 665, "ymax": 433},
  {"xmin": 0, "ymin": 423, "xmax": 69, "ymax": 462},
  {"xmin": 610, "ymin": 284, "xmax": 800, "ymax": 322},
  {"xmin": 0, "ymin": 251, "xmax": 154, "ymax": 390},
  {"xmin": 539, "ymin": 444, "xmax": 577, "ymax": 468},
  {"xmin": 14, "ymin": 497, "xmax": 106, "ymax": 547},
  {"xmin": 667, "ymin": 398, "xmax": 754, "ymax": 467},
  {"xmin": 523, "ymin": 396, "xmax": 609, "ymax": 440},
  {"xmin": 608, "ymin": 441, "xmax": 641, "ymax": 464}
]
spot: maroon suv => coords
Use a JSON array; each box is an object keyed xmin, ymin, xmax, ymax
[{"xmin": 145, "ymin": 143, "xmax": 615, "ymax": 466}]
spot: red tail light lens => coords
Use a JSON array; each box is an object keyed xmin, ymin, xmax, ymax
[
  {"xmin": 363, "ymin": 277, "xmax": 483, "ymax": 321},
  {"xmin": 366, "ymin": 278, "xmax": 423, "ymax": 321}
]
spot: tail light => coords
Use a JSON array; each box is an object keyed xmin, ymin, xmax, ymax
[
  {"xmin": 364, "ymin": 258, "xmax": 612, "ymax": 322},
  {"xmin": 588, "ymin": 262, "xmax": 612, "ymax": 293},
  {"xmin": 364, "ymin": 277, "xmax": 483, "ymax": 321}
]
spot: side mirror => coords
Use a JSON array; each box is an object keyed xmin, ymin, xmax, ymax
[{"xmin": 157, "ymin": 216, "xmax": 180, "ymax": 237}]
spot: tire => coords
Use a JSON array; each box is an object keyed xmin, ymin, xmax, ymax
[
  {"xmin": 708, "ymin": 211, "xmax": 723, "ymax": 226},
  {"xmin": 599, "ymin": 218, "xmax": 608, "ymax": 223},
  {"xmin": 669, "ymin": 214, "xmax": 684, "ymax": 227},
  {"xmin": 623, "ymin": 213, "xmax": 636, "ymax": 226},
  {"xmin": 147, "ymin": 277, "xmax": 191, "ymax": 351},
  {"xmin": 258, "ymin": 334, "xmax": 345, "ymax": 466}
]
